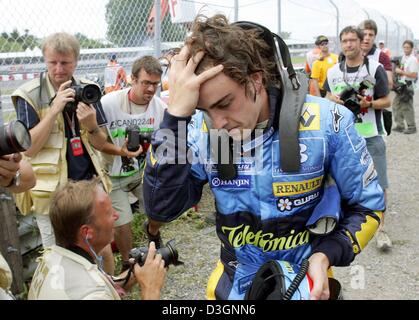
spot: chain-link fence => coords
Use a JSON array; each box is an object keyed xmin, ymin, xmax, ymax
[{"xmin": 0, "ymin": 0, "xmax": 416, "ymax": 122}]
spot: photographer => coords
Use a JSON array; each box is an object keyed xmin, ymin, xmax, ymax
[
  {"xmin": 0, "ymin": 153, "xmax": 35, "ymax": 193},
  {"xmin": 393, "ymin": 40, "xmax": 418, "ymax": 134},
  {"xmin": 143, "ymin": 15, "xmax": 385, "ymax": 300},
  {"xmin": 88, "ymin": 56, "xmax": 166, "ymax": 272},
  {"xmin": 1, "ymin": 154, "xmax": 36, "ymax": 299},
  {"xmin": 28, "ymin": 179, "xmax": 165, "ymax": 300},
  {"xmin": 11, "ymin": 33, "xmax": 113, "ymax": 266},
  {"xmin": 325, "ymin": 26, "xmax": 390, "ymax": 212}
]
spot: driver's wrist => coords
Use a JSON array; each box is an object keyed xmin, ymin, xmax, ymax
[
  {"xmin": 309, "ymin": 252, "xmax": 330, "ymax": 269},
  {"xmin": 167, "ymin": 106, "xmax": 194, "ymax": 118}
]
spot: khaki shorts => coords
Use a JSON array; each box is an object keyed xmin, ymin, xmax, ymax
[
  {"xmin": 366, "ymin": 136, "xmax": 388, "ymax": 190},
  {"xmin": 36, "ymin": 214, "xmax": 56, "ymax": 248},
  {"xmin": 110, "ymin": 174, "xmax": 143, "ymax": 227}
]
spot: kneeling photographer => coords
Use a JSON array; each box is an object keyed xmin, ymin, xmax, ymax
[
  {"xmin": 28, "ymin": 179, "xmax": 167, "ymax": 300},
  {"xmin": 393, "ymin": 40, "xmax": 418, "ymax": 134}
]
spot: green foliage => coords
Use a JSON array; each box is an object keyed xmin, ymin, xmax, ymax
[
  {"xmin": 0, "ymin": 28, "xmax": 40, "ymax": 52},
  {"xmin": 279, "ymin": 31, "xmax": 292, "ymax": 39},
  {"xmin": 105, "ymin": 0, "xmax": 187, "ymax": 47},
  {"xmin": 0, "ymin": 28, "xmax": 109, "ymax": 53},
  {"xmin": 75, "ymin": 33, "xmax": 111, "ymax": 49}
]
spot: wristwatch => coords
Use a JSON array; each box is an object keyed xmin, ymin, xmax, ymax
[
  {"xmin": 88, "ymin": 126, "xmax": 101, "ymax": 135},
  {"xmin": 6, "ymin": 170, "xmax": 21, "ymax": 188}
]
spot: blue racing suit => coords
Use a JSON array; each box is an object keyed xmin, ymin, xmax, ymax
[{"xmin": 143, "ymin": 88, "xmax": 385, "ymax": 300}]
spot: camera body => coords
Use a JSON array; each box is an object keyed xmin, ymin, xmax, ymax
[
  {"xmin": 125, "ymin": 125, "xmax": 152, "ymax": 156},
  {"xmin": 339, "ymin": 79, "xmax": 374, "ymax": 121},
  {"xmin": 129, "ymin": 239, "xmax": 183, "ymax": 267},
  {"xmin": 391, "ymin": 57, "xmax": 401, "ymax": 68},
  {"xmin": 340, "ymin": 87, "xmax": 361, "ymax": 115},
  {"xmin": 65, "ymin": 83, "xmax": 102, "ymax": 112},
  {"xmin": 393, "ymin": 82, "xmax": 407, "ymax": 95}
]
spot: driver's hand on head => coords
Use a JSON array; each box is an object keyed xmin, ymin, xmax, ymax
[
  {"xmin": 51, "ymin": 80, "xmax": 75, "ymax": 115},
  {"xmin": 134, "ymin": 241, "xmax": 166, "ymax": 300},
  {"xmin": 168, "ymin": 45, "xmax": 224, "ymax": 117}
]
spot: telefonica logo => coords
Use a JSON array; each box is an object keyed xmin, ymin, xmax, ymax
[{"xmin": 221, "ymin": 224, "xmax": 310, "ymax": 252}]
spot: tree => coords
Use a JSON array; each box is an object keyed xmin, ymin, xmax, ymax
[
  {"xmin": 105, "ymin": 0, "xmax": 187, "ymax": 47},
  {"xmin": 0, "ymin": 37, "xmax": 23, "ymax": 52},
  {"xmin": 75, "ymin": 33, "xmax": 110, "ymax": 49},
  {"xmin": 279, "ymin": 31, "xmax": 292, "ymax": 40},
  {"xmin": 0, "ymin": 29, "xmax": 40, "ymax": 52}
]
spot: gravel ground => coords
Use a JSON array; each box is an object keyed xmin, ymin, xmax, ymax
[{"xmin": 159, "ymin": 92, "xmax": 419, "ymax": 300}]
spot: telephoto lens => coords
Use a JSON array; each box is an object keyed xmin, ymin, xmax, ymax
[
  {"xmin": 73, "ymin": 84, "xmax": 102, "ymax": 105},
  {"xmin": 65, "ymin": 84, "xmax": 102, "ymax": 112},
  {"xmin": 0, "ymin": 120, "xmax": 31, "ymax": 156},
  {"xmin": 130, "ymin": 239, "xmax": 183, "ymax": 267}
]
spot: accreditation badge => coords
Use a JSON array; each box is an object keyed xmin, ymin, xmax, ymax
[{"xmin": 70, "ymin": 137, "xmax": 84, "ymax": 156}]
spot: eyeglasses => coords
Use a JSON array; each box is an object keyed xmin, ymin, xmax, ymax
[
  {"xmin": 319, "ymin": 41, "xmax": 329, "ymax": 46},
  {"xmin": 140, "ymin": 80, "xmax": 161, "ymax": 88}
]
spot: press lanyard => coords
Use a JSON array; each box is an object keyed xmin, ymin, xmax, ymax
[
  {"xmin": 343, "ymin": 62, "xmax": 363, "ymax": 87},
  {"xmin": 64, "ymin": 111, "xmax": 84, "ymax": 157}
]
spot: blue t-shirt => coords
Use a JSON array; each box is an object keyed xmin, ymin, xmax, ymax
[{"xmin": 16, "ymin": 97, "xmax": 107, "ymax": 181}]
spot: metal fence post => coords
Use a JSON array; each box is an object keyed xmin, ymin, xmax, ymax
[
  {"xmin": 154, "ymin": 0, "xmax": 162, "ymax": 59},
  {"xmin": 329, "ymin": 0, "xmax": 339, "ymax": 53},
  {"xmin": 380, "ymin": 14, "xmax": 389, "ymax": 49},
  {"xmin": 234, "ymin": 0, "xmax": 239, "ymax": 22},
  {"xmin": 395, "ymin": 21, "xmax": 401, "ymax": 56},
  {"xmin": 278, "ymin": 0, "xmax": 282, "ymax": 35}
]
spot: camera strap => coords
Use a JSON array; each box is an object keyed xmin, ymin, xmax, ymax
[
  {"xmin": 64, "ymin": 111, "xmax": 84, "ymax": 157},
  {"xmin": 234, "ymin": 21, "xmax": 307, "ymax": 173},
  {"xmin": 342, "ymin": 57, "xmax": 370, "ymax": 88}
]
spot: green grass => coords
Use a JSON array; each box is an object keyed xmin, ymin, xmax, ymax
[{"xmin": 118, "ymin": 206, "xmax": 209, "ymax": 300}]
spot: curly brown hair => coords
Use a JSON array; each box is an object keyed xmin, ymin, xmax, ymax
[{"xmin": 185, "ymin": 14, "xmax": 279, "ymax": 97}]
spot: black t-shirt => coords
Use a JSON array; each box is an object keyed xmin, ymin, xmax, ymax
[{"xmin": 16, "ymin": 97, "xmax": 107, "ymax": 181}]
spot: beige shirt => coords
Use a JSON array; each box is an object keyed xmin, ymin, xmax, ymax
[
  {"xmin": 28, "ymin": 246, "xmax": 120, "ymax": 300},
  {"xmin": 0, "ymin": 254, "xmax": 13, "ymax": 300}
]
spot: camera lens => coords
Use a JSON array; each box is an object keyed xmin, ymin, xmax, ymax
[
  {"xmin": 81, "ymin": 84, "xmax": 101, "ymax": 104},
  {"xmin": 158, "ymin": 240, "xmax": 180, "ymax": 266},
  {"xmin": 130, "ymin": 239, "xmax": 183, "ymax": 267},
  {"xmin": 0, "ymin": 120, "xmax": 32, "ymax": 157}
]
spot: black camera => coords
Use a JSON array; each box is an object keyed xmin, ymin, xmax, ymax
[
  {"xmin": 340, "ymin": 87, "xmax": 361, "ymax": 116},
  {"xmin": 339, "ymin": 79, "xmax": 374, "ymax": 121},
  {"xmin": 125, "ymin": 125, "xmax": 140, "ymax": 152},
  {"xmin": 65, "ymin": 83, "xmax": 102, "ymax": 112},
  {"xmin": 129, "ymin": 239, "xmax": 183, "ymax": 267},
  {"xmin": 391, "ymin": 57, "xmax": 401, "ymax": 68},
  {"xmin": 125, "ymin": 125, "xmax": 152, "ymax": 158},
  {"xmin": 393, "ymin": 82, "xmax": 407, "ymax": 95},
  {"xmin": 0, "ymin": 120, "xmax": 31, "ymax": 157}
]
